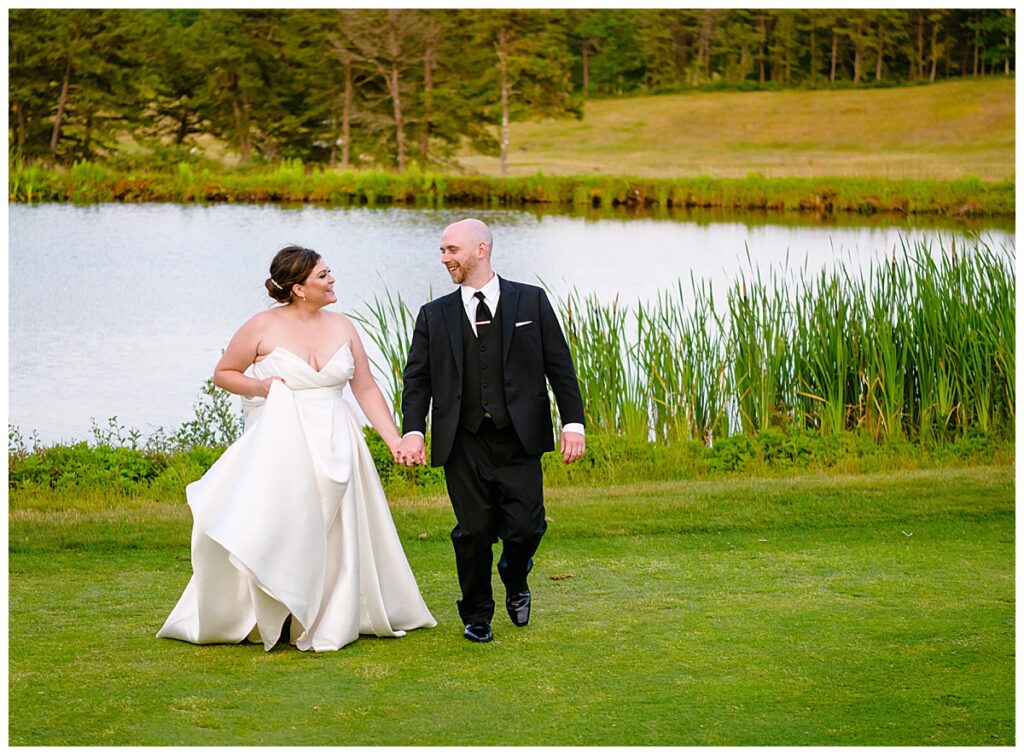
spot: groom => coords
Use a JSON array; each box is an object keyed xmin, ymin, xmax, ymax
[{"xmin": 398, "ymin": 218, "xmax": 586, "ymax": 643}]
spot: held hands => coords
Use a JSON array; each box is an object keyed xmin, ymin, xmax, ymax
[
  {"xmin": 395, "ymin": 434, "xmax": 426, "ymax": 466},
  {"xmin": 392, "ymin": 431, "xmax": 582, "ymax": 464},
  {"xmin": 560, "ymin": 431, "xmax": 585, "ymax": 464}
]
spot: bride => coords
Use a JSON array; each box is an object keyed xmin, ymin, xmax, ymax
[{"xmin": 157, "ymin": 245, "xmax": 436, "ymax": 652}]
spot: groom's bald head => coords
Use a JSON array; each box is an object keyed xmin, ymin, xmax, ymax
[
  {"xmin": 440, "ymin": 218, "xmax": 495, "ymax": 288},
  {"xmin": 444, "ymin": 218, "xmax": 493, "ymax": 257}
]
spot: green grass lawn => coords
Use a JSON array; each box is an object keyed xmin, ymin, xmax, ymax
[
  {"xmin": 459, "ymin": 78, "xmax": 1015, "ymax": 181},
  {"xmin": 9, "ymin": 466, "xmax": 1014, "ymax": 745}
]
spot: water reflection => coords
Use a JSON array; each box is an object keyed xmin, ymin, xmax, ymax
[
  {"xmin": 8, "ymin": 202, "xmax": 1013, "ymax": 443},
  {"xmin": 275, "ymin": 198, "xmax": 1016, "ymax": 233}
]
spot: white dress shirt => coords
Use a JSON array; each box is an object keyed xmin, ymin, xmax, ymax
[{"xmin": 462, "ymin": 273, "xmax": 502, "ymax": 337}]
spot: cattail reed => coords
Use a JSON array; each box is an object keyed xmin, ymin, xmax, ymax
[
  {"xmin": 349, "ymin": 288, "xmax": 418, "ymax": 425},
  {"xmin": 355, "ymin": 236, "xmax": 1013, "ymax": 445}
]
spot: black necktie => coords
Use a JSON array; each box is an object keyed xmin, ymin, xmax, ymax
[{"xmin": 474, "ymin": 291, "xmax": 492, "ymax": 331}]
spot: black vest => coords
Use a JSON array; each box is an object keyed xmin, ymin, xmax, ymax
[{"xmin": 459, "ymin": 300, "xmax": 511, "ymax": 431}]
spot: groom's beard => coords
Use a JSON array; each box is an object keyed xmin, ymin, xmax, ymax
[{"xmin": 445, "ymin": 264, "xmax": 465, "ymax": 284}]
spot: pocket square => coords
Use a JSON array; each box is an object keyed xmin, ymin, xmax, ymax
[{"xmin": 515, "ymin": 320, "xmax": 533, "ymax": 327}]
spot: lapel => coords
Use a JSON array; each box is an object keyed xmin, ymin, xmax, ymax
[
  {"xmin": 499, "ymin": 277, "xmax": 519, "ymax": 364},
  {"xmin": 442, "ymin": 289, "xmax": 464, "ymax": 379}
]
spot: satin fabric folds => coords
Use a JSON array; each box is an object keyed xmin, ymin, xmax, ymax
[{"xmin": 157, "ymin": 345, "xmax": 436, "ymax": 652}]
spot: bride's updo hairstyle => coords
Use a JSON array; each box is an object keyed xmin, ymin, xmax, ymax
[{"xmin": 265, "ymin": 245, "xmax": 321, "ymax": 304}]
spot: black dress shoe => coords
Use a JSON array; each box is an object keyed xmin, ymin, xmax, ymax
[
  {"xmin": 463, "ymin": 623, "xmax": 493, "ymax": 643},
  {"xmin": 506, "ymin": 590, "xmax": 531, "ymax": 627},
  {"xmin": 498, "ymin": 557, "xmax": 533, "ymax": 627}
]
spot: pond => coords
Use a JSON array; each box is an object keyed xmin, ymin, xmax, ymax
[{"xmin": 8, "ymin": 202, "xmax": 1013, "ymax": 444}]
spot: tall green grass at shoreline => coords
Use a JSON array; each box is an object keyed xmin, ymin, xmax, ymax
[
  {"xmin": 361, "ymin": 236, "xmax": 1014, "ymax": 446},
  {"xmin": 9, "ymin": 235, "xmax": 1014, "ymax": 504},
  {"xmin": 8, "ymin": 160, "xmax": 1014, "ymax": 219}
]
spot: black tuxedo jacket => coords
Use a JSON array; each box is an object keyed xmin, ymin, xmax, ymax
[{"xmin": 401, "ymin": 278, "xmax": 585, "ymax": 467}]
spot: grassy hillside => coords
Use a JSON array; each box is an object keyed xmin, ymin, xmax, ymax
[
  {"xmin": 459, "ymin": 79, "xmax": 1015, "ymax": 181},
  {"xmin": 12, "ymin": 80, "xmax": 1013, "ymax": 217}
]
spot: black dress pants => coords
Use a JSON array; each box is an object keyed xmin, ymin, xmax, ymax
[{"xmin": 444, "ymin": 418, "xmax": 546, "ymax": 625}]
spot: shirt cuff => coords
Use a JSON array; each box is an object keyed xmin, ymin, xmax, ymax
[
  {"xmin": 403, "ymin": 431, "xmax": 425, "ymax": 439},
  {"xmin": 562, "ymin": 423, "xmax": 585, "ymax": 436}
]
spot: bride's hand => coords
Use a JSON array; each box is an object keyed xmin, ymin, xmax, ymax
[
  {"xmin": 395, "ymin": 434, "xmax": 425, "ymax": 466},
  {"xmin": 255, "ymin": 376, "xmax": 286, "ymax": 397}
]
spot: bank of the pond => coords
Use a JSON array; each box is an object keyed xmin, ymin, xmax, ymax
[
  {"xmin": 9, "ymin": 162, "xmax": 1014, "ymax": 219},
  {"xmin": 8, "ymin": 423, "xmax": 1014, "ymax": 508}
]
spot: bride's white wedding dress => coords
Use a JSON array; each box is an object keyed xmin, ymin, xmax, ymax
[{"xmin": 157, "ymin": 344, "xmax": 436, "ymax": 652}]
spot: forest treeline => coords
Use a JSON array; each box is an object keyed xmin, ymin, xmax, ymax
[{"xmin": 9, "ymin": 8, "xmax": 1016, "ymax": 173}]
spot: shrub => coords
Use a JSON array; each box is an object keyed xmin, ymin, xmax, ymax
[
  {"xmin": 707, "ymin": 434, "xmax": 755, "ymax": 472},
  {"xmin": 9, "ymin": 442, "xmax": 161, "ymax": 492}
]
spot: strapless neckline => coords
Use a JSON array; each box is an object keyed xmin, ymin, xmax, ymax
[{"xmin": 260, "ymin": 343, "xmax": 352, "ymax": 374}]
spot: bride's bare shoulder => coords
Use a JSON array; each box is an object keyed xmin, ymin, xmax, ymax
[
  {"xmin": 321, "ymin": 309, "xmax": 355, "ymax": 329},
  {"xmin": 231, "ymin": 308, "xmax": 285, "ymax": 338},
  {"xmin": 247, "ymin": 308, "xmax": 288, "ymax": 326},
  {"xmin": 318, "ymin": 311, "xmax": 361, "ymax": 350}
]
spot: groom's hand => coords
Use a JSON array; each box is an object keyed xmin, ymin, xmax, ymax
[
  {"xmin": 397, "ymin": 434, "xmax": 426, "ymax": 466},
  {"xmin": 560, "ymin": 431, "xmax": 585, "ymax": 464}
]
